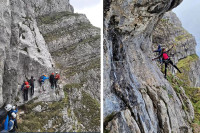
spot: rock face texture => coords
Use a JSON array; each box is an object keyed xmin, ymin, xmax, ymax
[
  {"xmin": 0, "ymin": 0, "xmax": 100, "ymax": 132},
  {"xmin": 103, "ymin": 0, "xmax": 198, "ymax": 132}
]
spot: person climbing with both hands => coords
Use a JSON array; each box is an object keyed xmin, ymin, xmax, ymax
[{"xmin": 152, "ymin": 44, "xmax": 182, "ymax": 79}]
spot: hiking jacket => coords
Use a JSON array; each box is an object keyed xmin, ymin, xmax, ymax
[
  {"xmin": 55, "ymin": 74, "xmax": 60, "ymax": 80},
  {"xmin": 153, "ymin": 45, "xmax": 174, "ymax": 61},
  {"xmin": 41, "ymin": 76, "xmax": 49, "ymax": 82},
  {"xmin": 153, "ymin": 45, "xmax": 162, "ymax": 54},
  {"xmin": 49, "ymin": 75, "xmax": 55, "ymax": 83},
  {"xmin": 29, "ymin": 78, "xmax": 35, "ymax": 86}
]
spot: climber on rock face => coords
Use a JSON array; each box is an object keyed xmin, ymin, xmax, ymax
[
  {"xmin": 49, "ymin": 73, "xmax": 55, "ymax": 89},
  {"xmin": 21, "ymin": 81, "xmax": 31, "ymax": 101},
  {"xmin": 153, "ymin": 44, "xmax": 162, "ymax": 63},
  {"xmin": 39, "ymin": 75, "xmax": 49, "ymax": 92},
  {"xmin": 28, "ymin": 76, "xmax": 35, "ymax": 96},
  {"xmin": 55, "ymin": 72, "xmax": 60, "ymax": 89},
  {"xmin": 152, "ymin": 44, "xmax": 182, "ymax": 79}
]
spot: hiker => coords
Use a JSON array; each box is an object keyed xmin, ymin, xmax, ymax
[
  {"xmin": 10, "ymin": 105, "xmax": 18, "ymax": 114},
  {"xmin": 153, "ymin": 44, "xmax": 162, "ymax": 63},
  {"xmin": 28, "ymin": 76, "xmax": 35, "ymax": 96},
  {"xmin": 1, "ymin": 104, "xmax": 17, "ymax": 132},
  {"xmin": 39, "ymin": 75, "xmax": 49, "ymax": 92},
  {"xmin": 9, "ymin": 112, "xmax": 18, "ymax": 132},
  {"xmin": 21, "ymin": 81, "xmax": 31, "ymax": 101},
  {"xmin": 55, "ymin": 72, "xmax": 60, "ymax": 89},
  {"xmin": 49, "ymin": 73, "xmax": 55, "ymax": 89},
  {"xmin": 152, "ymin": 44, "xmax": 182, "ymax": 78},
  {"xmin": 0, "ymin": 107, "xmax": 8, "ymax": 132}
]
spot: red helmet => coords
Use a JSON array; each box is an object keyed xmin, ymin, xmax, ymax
[{"xmin": 52, "ymin": 73, "xmax": 54, "ymax": 75}]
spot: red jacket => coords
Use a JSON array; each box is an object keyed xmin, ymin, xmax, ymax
[{"xmin": 55, "ymin": 74, "xmax": 60, "ymax": 80}]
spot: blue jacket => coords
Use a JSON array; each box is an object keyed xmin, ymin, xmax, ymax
[
  {"xmin": 3, "ymin": 115, "xmax": 9, "ymax": 131},
  {"xmin": 154, "ymin": 44, "xmax": 162, "ymax": 54},
  {"xmin": 41, "ymin": 76, "xmax": 49, "ymax": 82},
  {"xmin": 11, "ymin": 109, "xmax": 18, "ymax": 114}
]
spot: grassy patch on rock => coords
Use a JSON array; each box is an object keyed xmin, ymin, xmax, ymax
[
  {"xmin": 43, "ymin": 22, "xmax": 95, "ymax": 43},
  {"xmin": 177, "ymin": 54, "xmax": 199, "ymax": 85},
  {"xmin": 17, "ymin": 91, "xmax": 70, "ymax": 132},
  {"xmin": 64, "ymin": 57, "xmax": 100, "ymax": 78},
  {"xmin": 36, "ymin": 11, "xmax": 80, "ymax": 26},
  {"xmin": 74, "ymin": 91, "xmax": 100, "ymax": 131}
]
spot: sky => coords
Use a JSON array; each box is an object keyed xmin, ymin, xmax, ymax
[
  {"xmin": 70, "ymin": 0, "xmax": 102, "ymax": 28},
  {"xmin": 173, "ymin": 0, "xmax": 200, "ymax": 56}
]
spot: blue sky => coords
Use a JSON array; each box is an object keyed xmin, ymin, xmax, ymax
[
  {"xmin": 70, "ymin": 0, "xmax": 102, "ymax": 28},
  {"xmin": 173, "ymin": 0, "xmax": 200, "ymax": 56}
]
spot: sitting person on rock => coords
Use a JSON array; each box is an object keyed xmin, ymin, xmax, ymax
[
  {"xmin": 39, "ymin": 75, "xmax": 49, "ymax": 92},
  {"xmin": 152, "ymin": 44, "xmax": 182, "ymax": 79}
]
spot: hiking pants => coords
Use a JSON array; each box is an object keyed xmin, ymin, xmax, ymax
[
  {"xmin": 30, "ymin": 84, "xmax": 34, "ymax": 95},
  {"xmin": 50, "ymin": 81, "xmax": 55, "ymax": 89},
  {"xmin": 55, "ymin": 79, "xmax": 58, "ymax": 89},
  {"xmin": 24, "ymin": 89, "xmax": 28, "ymax": 101},
  {"xmin": 164, "ymin": 59, "xmax": 181, "ymax": 77}
]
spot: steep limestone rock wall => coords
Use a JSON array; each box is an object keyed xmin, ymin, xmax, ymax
[
  {"xmin": 0, "ymin": 0, "xmax": 56, "ymax": 106},
  {"xmin": 0, "ymin": 0, "xmax": 100, "ymax": 132},
  {"xmin": 103, "ymin": 0, "xmax": 195, "ymax": 132},
  {"xmin": 35, "ymin": 5, "xmax": 101, "ymax": 132}
]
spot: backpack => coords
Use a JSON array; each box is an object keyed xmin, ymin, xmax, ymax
[
  {"xmin": 8, "ymin": 119, "xmax": 14, "ymax": 131},
  {"xmin": 39, "ymin": 76, "xmax": 43, "ymax": 82},
  {"xmin": 162, "ymin": 52, "xmax": 169, "ymax": 60},
  {"xmin": 25, "ymin": 84, "xmax": 30, "ymax": 89}
]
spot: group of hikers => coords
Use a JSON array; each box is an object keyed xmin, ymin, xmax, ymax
[
  {"xmin": 0, "ymin": 104, "xmax": 18, "ymax": 132},
  {"xmin": 21, "ymin": 72, "xmax": 60, "ymax": 102},
  {"xmin": 152, "ymin": 44, "xmax": 182, "ymax": 79}
]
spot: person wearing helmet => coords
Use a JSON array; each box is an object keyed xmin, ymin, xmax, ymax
[
  {"xmin": 0, "ymin": 108, "xmax": 8, "ymax": 132},
  {"xmin": 21, "ymin": 81, "xmax": 30, "ymax": 101},
  {"xmin": 55, "ymin": 72, "xmax": 60, "ymax": 89},
  {"xmin": 39, "ymin": 75, "xmax": 49, "ymax": 92},
  {"xmin": 153, "ymin": 44, "xmax": 162, "ymax": 63},
  {"xmin": 29, "ymin": 76, "xmax": 35, "ymax": 96},
  {"xmin": 8, "ymin": 112, "xmax": 18, "ymax": 132},
  {"xmin": 49, "ymin": 73, "xmax": 55, "ymax": 89},
  {"xmin": 4, "ymin": 104, "xmax": 12, "ymax": 112},
  {"xmin": 152, "ymin": 44, "xmax": 182, "ymax": 79}
]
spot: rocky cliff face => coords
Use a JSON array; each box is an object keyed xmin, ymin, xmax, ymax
[
  {"xmin": 103, "ymin": 0, "xmax": 197, "ymax": 132},
  {"xmin": 0, "ymin": 0, "xmax": 100, "ymax": 132},
  {"xmin": 153, "ymin": 11, "xmax": 200, "ymax": 88}
]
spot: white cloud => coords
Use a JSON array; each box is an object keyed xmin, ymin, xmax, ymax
[
  {"xmin": 173, "ymin": 0, "xmax": 200, "ymax": 56},
  {"xmin": 70, "ymin": 0, "xmax": 102, "ymax": 28}
]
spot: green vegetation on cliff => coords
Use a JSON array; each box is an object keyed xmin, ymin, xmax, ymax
[
  {"xmin": 177, "ymin": 54, "xmax": 198, "ymax": 85},
  {"xmin": 36, "ymin": 11, "xmax": 80, "ymax": 26},
  {"xmin": 165, "ymin": 54, "xmax": 200, "ymax": 131}
]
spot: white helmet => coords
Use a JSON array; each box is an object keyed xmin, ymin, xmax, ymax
[
  {"xmin": 56, "ymin": 72, "xmax": 58, "ymax": 74},
  {"xmin": 12, "ymin": 106, "xmax": 16, "ymax": 110},
  {"xmin": 5, "ymin": 104, "xmax": 12, "ymax": 111},
  {"xmin": 11, "ymin": 112, "xmax": 16, "ymax": 118}
]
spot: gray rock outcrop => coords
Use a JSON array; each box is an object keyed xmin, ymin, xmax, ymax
[
  {"xmin": 103, "ymin": 0, "xmax": 196, "ymax": 132},
  {"xmin": 0, "ymin": 0, "xmax": 100, "ymax": 132}
]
